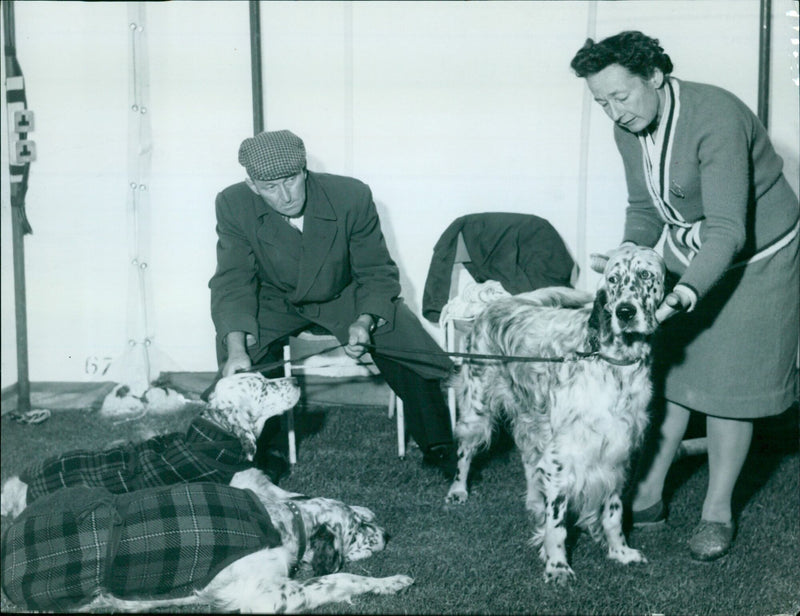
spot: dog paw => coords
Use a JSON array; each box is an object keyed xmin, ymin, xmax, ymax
[
  {"xmin": 609, "ymin": 546, "xmax": 647, "ymax": 565},
  {"xmin": 0, "ymin": 476, "xmax": 28, "ymax": 519},
  {"xmin": 543, "ymin": 561, "xmax": 575, "ymax": 586},
  {"xmin": 445, "ymin": 486, "xmax": 469, "ymax": 504},
  {"xmin": 375, "ymin": 575, "xmax": 414, "ymax": 594}
]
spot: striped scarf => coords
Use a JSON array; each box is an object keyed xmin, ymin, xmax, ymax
[{"xmin": 637, "ymin": 78, "xmax": 704, "ymax": 268}]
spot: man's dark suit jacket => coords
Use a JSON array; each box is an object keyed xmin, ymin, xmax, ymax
[{"xmin": 210, "ymin": 171, "xmax": 451, "ymax": 379}]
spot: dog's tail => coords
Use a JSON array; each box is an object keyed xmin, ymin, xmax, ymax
[{"xmin": 514, "ymin": 286, "xmax": 593, "ymax": 309}]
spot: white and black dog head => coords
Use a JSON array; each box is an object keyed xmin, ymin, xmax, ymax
[
  {"xmin": 206, "ymin": 374, "xmax": 301, "ymax": 458},
  {"xmin": 340, "ymin": 504, "xmax": 387, "ymax": 561},
  {"xmin": 298, "ymin": 498, "xmax": 388, "ymax": 575},
  {"xmin": 588, "ymin": 245, "xmax": 666, "ymax": 351}
]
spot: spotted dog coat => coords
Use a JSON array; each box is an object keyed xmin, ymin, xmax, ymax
[
  {"xmin": 1, "ymin": 374, "xmax": 300, "ymax": 519},
  {"xmin": 445, "ymin": 245, "xmax": 665, "ymax": 584},
  {"xmin": 1, "ymin": 469, "xmax": 413, "ymax": 613}
]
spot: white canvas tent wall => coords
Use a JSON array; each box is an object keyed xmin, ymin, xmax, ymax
[
  {"xmin": 1, "ymin": 1, "xmax": 798, "ymax": 397},
  {"xmin": 98, "ymin": 3, "xmax": 182, "ymax": 396}
]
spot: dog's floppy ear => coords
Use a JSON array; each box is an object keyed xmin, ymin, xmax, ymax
[
  {"xmin": 589, "ymin": 252, "xmax": 610, "ymax": 274},
  {"xmin": 310, "ymin": 525, "xmax": 345, "ymax": 575},
  {"xmin": 350, "ymin": 505, "xmax": 376, "ymax": 522},
  {"xmin": 587, "ymin": 288, "xmax": 610, "ymax": 351}
]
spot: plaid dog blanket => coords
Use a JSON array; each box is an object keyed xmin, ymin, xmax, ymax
[
  {"xmin": 21, "ymin": 417, "xmax": 251, "ymax": 504},
  {"xmin": 1, "ymin": 482, "xmax": 282, "ymax": 611}
]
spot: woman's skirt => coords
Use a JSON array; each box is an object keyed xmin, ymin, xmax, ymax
[{"xmin": 654, "ymin": 229, "xmax": 799, "ymax": 418}]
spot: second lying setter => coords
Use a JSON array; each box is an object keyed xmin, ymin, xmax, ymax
[{"xmin": 1, "ymin": 468, "xmax": 413, "ymax": 613}]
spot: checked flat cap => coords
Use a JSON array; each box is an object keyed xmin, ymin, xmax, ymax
[{"xmin": 238, "ymin": 130, "xmax": 307, "ymax": 181}]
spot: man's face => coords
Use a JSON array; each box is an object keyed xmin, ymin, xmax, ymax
[
  {"xmin": 247, "ymin": 170, "xmax": 307, "ymax": 217},
  {"xmin": 586, "ymin": 63, "xmax": 663, "ymax": 134}
]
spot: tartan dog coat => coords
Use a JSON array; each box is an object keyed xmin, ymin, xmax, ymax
[
  {"xmin": 1, "ymin": 482, "xmax": 283, "ymax": 611},
  {"xmin": 21, "ymin": 417, "xmax": 250, "ymax": 505}
]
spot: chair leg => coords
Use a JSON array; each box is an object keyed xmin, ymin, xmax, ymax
[
  {"xmin": 447, "ymin": 387, "xmax": 457, "ymax": 430},
  {"xmin": 446, "ymin": 319, "xmax": 458, "ymax": 429},
  {"xmin": 394, "ymin": 394, "xmax": 406, "ymax": 459},
  {"xmin": 283, "ymin": 344, "xmax": 297, "ymax": 465}
]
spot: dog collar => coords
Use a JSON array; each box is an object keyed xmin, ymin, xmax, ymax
[
  {"xmin": 576, "ymin": 350, "xmax": 643, "ymax": 367},
  {"xmin": 285, "ymin": 500, "xmax": 306, "ymax": 572},
  {"xmin": 200, "ymin": 409, "xmax": 238, "ymax": 440}
]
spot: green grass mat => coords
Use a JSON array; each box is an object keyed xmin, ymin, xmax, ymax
[{"xmin": 1, "ymin": 403, "xmax": 798, "ymax": 615}]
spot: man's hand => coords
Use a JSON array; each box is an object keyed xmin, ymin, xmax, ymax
[
  {"xmin": 222, "ymin": 351, "xmax": 252, "ymax": 377},
  {"xmin": 222, "ymin": 331, "xmax": 253, "ymax": 376},
  {"xmin": 344, "ymin": 314, "xmax": 375, "ymax": 359},
  {"xmin": 656, "ymin": 288, "xmax": 693, "ymax": 323}
]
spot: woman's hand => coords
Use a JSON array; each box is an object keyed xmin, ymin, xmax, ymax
[{"xmin": 656, "ymin": 286, "xmax": 695, "ymax": 322}]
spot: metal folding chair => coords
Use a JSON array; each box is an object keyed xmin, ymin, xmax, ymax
[{"xmin": 282, "ymin": 331, "xmax": 404, "ymax": 463}]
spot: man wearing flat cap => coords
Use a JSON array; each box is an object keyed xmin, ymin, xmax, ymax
[{"xmin": 209, "ymin": 130, "xmax": 456, "ymax": 481}]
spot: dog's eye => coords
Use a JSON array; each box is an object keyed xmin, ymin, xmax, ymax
[
  {"xmin": 638, "ymin": 270, "xmax": 652, "ymax": 280},
  {"xmin": 607, "ymin": 274, "xmax": 619, "ymax": 285}
]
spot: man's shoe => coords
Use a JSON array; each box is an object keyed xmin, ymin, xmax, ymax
[
  {"xmin": 689, "ymin": 519, "xmax": 735, "ymax": 562},
  {"xmin": 422, "ymin": 443, "xmax": 458, "ymax": 479},
  {"xmin": 255, "ymin": 449, "xmax": 291, "ymax": 485}
]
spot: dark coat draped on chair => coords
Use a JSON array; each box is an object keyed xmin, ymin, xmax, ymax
[{"xmin": 422, "ymin": 213, "xmax": 576, "ymax": 323}]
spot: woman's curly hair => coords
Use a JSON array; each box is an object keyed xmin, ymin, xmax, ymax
[{"xmin": 570, "ymin": 31, "xmax": 673, "ymax": 79}]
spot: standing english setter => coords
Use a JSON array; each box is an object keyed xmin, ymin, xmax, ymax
[{"xmin": 445, "ymin": 245, "xmax": 666, "ymax": 584}]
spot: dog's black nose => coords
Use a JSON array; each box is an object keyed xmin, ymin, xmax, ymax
[{"xmin": 615, "ymin": 303, "xmax": 637, "ymax": 322}]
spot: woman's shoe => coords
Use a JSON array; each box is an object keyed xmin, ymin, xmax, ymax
[
  {"xmin": 632, "ymin": 499, "xmax": 666, "ymax": 529},
  {"xmin": 689, "ymin": 519, "xmax": 735, "ymax": 562}
]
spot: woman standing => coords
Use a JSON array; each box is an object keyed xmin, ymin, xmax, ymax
[{"xmin": 570, "ymin": 31, "xmax": 799, "ymax": 561}]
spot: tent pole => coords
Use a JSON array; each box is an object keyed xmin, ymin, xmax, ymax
[
  {"xmin": 3, "ymin": 0, "xmax": 32, "ymax": 414},
  {"xmin": 249, "ymin": 0, "xmax": 264, "ymax": 134},
  {"xmin": 10, "ymin": 202, "xmax": 31, "ymax": 413},
  {"xmin": 575, "ymin": 1, "xmax": 598, "ymax": 291},
  {"xmin": 757, "ymin": 0, "xmax": 771, "ymax": 129}
]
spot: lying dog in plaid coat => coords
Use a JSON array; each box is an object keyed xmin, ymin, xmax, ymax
[
  {"xmin": 0, "ymin": 373, "xmax": 300, "ymax": 519},
  {"xmin": 1, "ymin": 469, "xmax": 412, "ymax": 613}
]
